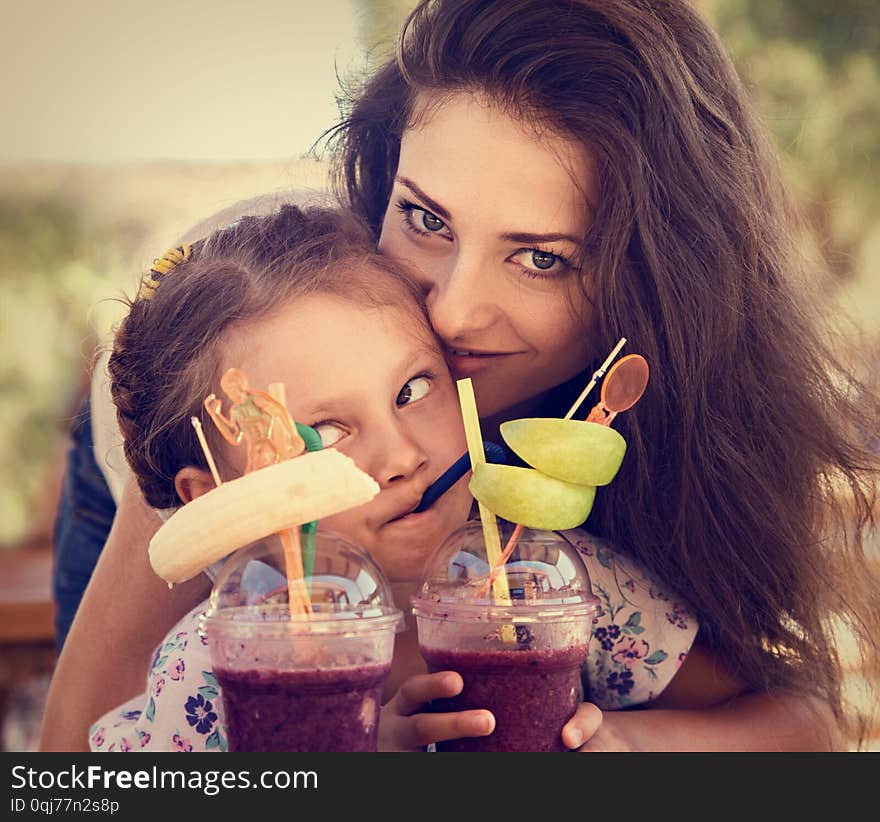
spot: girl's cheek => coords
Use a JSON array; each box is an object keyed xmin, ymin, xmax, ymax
[
  {"xmin": 435, "ymin": 394, "xmax": 468, "ymax": 444},
  {"xmin": 434, "ymin": 422, "xmax": 466, "ymax": 462}
]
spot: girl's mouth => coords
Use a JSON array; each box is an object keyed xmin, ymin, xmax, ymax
[{"xmin": 385, "ymin": 508, "xmax": 433, "ymax": 529}]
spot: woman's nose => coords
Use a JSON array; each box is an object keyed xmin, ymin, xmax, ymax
[{"xmin": 422, "ymin": 251, "xmax": 498, "ymax": 342}]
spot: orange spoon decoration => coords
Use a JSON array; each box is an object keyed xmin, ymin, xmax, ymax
[{"xmin": 585, "ymin": 354, "xmax": 650, "ymax": 426}]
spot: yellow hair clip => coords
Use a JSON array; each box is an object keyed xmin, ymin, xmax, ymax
[{"xmin": 138, "ymin": 244, "xmax": 192, "ymax": 301}]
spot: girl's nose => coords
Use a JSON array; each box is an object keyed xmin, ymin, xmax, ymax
[{"xmin": 367, "ymin": 421, "xmax": 429, "ymax": 488}]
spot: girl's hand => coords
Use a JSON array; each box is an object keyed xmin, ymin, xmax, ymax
[
  {"xmin": 379, "ymin": 671, "xmax": 495, "ymax": 751},
  {"xmin": 562, "ymin": 702, "xmax": 635, "ymax": 752}
]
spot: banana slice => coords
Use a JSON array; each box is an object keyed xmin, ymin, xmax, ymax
[{"xmin": 149, "ymin": 449, "xmax": 379, "ymax": 584}]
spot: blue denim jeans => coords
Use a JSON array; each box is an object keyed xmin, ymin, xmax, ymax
[{"xmin": 52, "ymin": 396, "xmax": 117, "ymax": 653}]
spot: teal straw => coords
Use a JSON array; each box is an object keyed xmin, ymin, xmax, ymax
[{"xmin": 295, "ymin": 423, "xmax": 323, "ymax": 586}]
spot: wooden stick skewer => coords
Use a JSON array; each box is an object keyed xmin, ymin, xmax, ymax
[
  {"xmin": 564, "ymin": 337, "xmax": 627, "ymax": 420},
  {"xmin": 191, "ymin": 416, "xmax": 222, "ymax": 487}
]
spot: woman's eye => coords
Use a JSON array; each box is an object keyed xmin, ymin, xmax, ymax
[
  {"xmin": 418, "ymin": 209, "xmax": 447, "ymax": 233},
  {"xmin": 312, "ymin": 422, "xmax": 347, "ymax": 448},
  {"xmin": 509, "ymin": 248, "xmax": 571, "ymax": 276},
  {"xmin": 397, "ymin": 200, "xmax": 452, "ymax": 239},
  {"xmin": 396, "ymin": 376, "xmax": 431, "ymax": 407}
]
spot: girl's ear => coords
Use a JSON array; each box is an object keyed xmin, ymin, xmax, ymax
[{"xmin": 174, "ymin": 467, "xmax": 217, "ymax": 505}]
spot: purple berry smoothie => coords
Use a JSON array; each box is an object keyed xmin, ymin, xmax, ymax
[
  {"xmin": 216, "ymin": 662, "xmax": 390, "ymax": 752},
  {"xmin": 421, "ymin": 644, "xmax": 589, "ymax": 752}
]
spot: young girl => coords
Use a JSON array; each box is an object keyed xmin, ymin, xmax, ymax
[
  {"xmin": 48, "ymin": 0, "xmax": 878, "ymax": 749},
  {"xmin": 80, "ymin": 204, "xmax": 701, "ymax": 752}
]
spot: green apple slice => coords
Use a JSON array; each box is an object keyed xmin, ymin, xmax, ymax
[
  {"xmin": 469, "ymin": 463, "xmax": 596, "ymax": 530},
  {"xmin": 500, "ymin": 418, "xmax": 626, "ymax": 486}
]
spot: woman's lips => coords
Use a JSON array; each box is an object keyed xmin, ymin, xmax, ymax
[{"xmin": 447, "ymin": 348, "xmax": 513, "ymax": 377}]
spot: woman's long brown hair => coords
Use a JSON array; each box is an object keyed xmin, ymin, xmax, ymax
[{"xmin": 328, "ymin": 0, "xmax": 880, "ymax": 741}]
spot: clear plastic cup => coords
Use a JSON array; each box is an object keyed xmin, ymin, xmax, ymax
[
  {"xmin": 203, "ymin": 531, "xmax": 402, "ymax": 752},
  {"xmin": 412, "ymin": 521, "xmax": 600, "ymax": 752}
]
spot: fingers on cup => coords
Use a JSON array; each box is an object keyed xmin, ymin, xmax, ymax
[
  {"xmin": 413, "ymin": 709, "xmax": 495, "ymax": 745},
  {"xmin": 562, "ymin": 701, "xmax": 603, "ymax": 750}
]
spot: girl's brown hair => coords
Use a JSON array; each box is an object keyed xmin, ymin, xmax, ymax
[
  {"xmin": 329, "ymin": 0, "xmax": 880, "ymax": 738},
  {"xmin": 109, "ymin": 205, "xmax": 428, "ymax": 510}
]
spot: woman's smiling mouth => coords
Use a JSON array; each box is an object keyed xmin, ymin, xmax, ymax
[{"xmin": 447, "ymin": 348, "xmax": 517, "ymax": 377}]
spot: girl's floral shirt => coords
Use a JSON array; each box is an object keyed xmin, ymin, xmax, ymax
[
  {"xmin": 89, "ymin": 529, "xmax": 697, "ymax": 752},
  {"xmin": 90, "ymin": 604, "xmax": 226, "ymax": 753},
  {"xmin": 558, "ymin": 529, "xmax": 697, "ymax": 708}
]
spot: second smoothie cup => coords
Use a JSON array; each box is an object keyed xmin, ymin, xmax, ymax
[
  {"xmin": 204, "ymin": 531, "xmax": 402, "ymax": 752},
  {"xmin": 412, "ymin": 521, "xmax": 600, "ymax": 752}
]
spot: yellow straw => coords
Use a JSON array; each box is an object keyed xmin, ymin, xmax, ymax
[
  {"xmin": 564, "ymin": 337, "xmax": 627, "ymax": 420},
  {"xmin": 456, "ymin": 378, "xmax": 511, "ymax": 605},
  {"xmin": 190, "ymin": 416, "xmax": 222, "ymax": 487}
]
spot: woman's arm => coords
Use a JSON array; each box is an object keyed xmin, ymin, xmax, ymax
[
  {"xmin": 565, "ymin": 693, "xmax": 840, "ymax": 752},
  {"xmin": 563, "ymin": 640, "xmax": 842, "ymax": 751},
  {"xmin": 39, "ymin": 478, "xmax": 211, "ymax": 751}
]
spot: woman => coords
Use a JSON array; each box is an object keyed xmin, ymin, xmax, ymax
[{"xmin": 45, "ymin": 0, "xmax": 878, "ymax": 750}]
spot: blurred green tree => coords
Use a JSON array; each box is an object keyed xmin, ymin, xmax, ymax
[
  {"xmin": 351, "ymin": 0, "xmax": 417, "ymax": 64},
  {"xmin": 704, "ymin": 0, "xmax": 880, "ymax": 309},
  {"xmin": 0, "ymin": 196, "xmax": 132, "ymax": 544}
]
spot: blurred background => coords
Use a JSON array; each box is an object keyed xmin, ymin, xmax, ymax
[{"xmin": 1, "ymin": 0, "xmax": 877, "ymax": 750}]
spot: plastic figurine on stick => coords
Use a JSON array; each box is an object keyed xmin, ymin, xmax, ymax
[{"xmin": 204, "ymin": 368, "xmax": 306, "ymax": 471}]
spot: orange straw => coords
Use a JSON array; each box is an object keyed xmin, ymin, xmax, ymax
[
  {"xmin": 267, "ymin": 383, "xmax": 312, "ymax": 617},
  {"xmin": 278, "ymin": 527, "xmax": 313, "ymax": 616},
  {"xmin": 480, "ymin": 523, "xmax": 524, "ymax": 596}
]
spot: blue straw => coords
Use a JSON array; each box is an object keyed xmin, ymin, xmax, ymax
[{"xmin": 413, "ymin": 441, "xmax": 507, "ymax": 513}]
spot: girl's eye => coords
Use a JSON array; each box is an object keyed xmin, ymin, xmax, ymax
[
  {"xmin": 312, "ymin": 422, "xmax": 347, "ymax": 448},
  {"xmin": 396, "ymin": 201, "xmax": 453, "ymax": 239},
  {"xmin": 509, "ymin": 248, "xmax": 572, "ymax": 277},
  {"xmin": 396, "ymin": 375, "xmax": 431, "ymax": 407}
]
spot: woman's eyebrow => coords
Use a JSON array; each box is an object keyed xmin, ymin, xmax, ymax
[
  {"xmin": 395, "ymin": 176, "xmax": 452, "ymax": 221},
  {"xmin": 501, "ymin": 230, "xmax": 581, "ymax": 245},
  {"xmin": 397, "ymin": 175, "xmax": 580, "ymax": 245}
]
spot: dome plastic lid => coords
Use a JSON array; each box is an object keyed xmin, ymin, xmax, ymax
[
  {"xmin": 412, "ymin": 520, "xmax": 600, "ymax": 623},
  {"xmin": 203, "ymin": 531, "xmax": 402, "ymax": 638}
]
